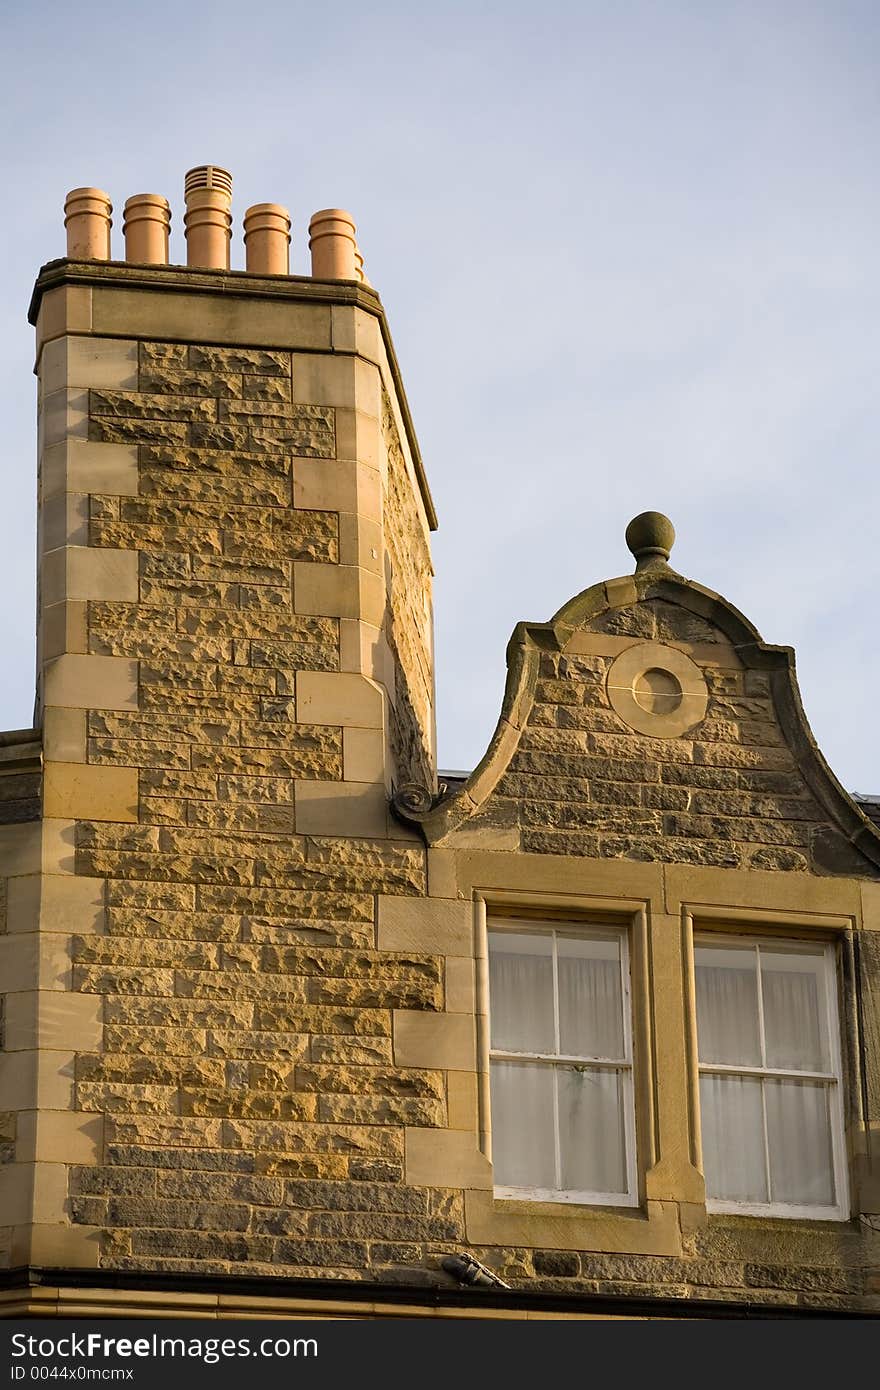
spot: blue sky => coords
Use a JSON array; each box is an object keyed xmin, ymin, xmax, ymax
[{"xmin": 1, "ymin": 1, "xmax": 878, "ymax": 788}]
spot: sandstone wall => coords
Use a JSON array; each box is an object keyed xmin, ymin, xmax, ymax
[
  {"xmin": 3, "ymin": 271, "xmax": 878, "ymax": 1314},
  {"xmin": 30, "ymin": 334, "xmax": 460, "ymax": 1276},
  {"xmin": 381, "ymin": 391, "xmax": 434, "ymax": 792}
]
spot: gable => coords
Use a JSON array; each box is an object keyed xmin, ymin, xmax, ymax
[{"xmin": 399, "ymin": 573, "xmax": 880, "ymax": 879}]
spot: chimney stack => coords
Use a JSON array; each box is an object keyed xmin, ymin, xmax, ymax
[{"xmin": 183, "ymin": 165, "xmax": 233, "ymax": 270}]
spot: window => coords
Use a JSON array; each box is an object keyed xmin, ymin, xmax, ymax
[
  {"xmin": 694, "ymin": 935, "xmax": 848, "ymax": 1220},
  {"xmin": 487, "ymin": 920, "xmax": 637, "ymax": 1206}
]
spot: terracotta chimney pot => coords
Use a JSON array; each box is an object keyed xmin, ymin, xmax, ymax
[
  {"xmin": 354, "ymin": 246, "xmax": 372, "ymax": 287},
  {"xmin": 64, "ymin": 188, "xmax": 112, "ymax": 260},
  {"xmin": 243, "ymin": 203, "xmax": 291, "ymax": 275},
  {"xmin": 184, "ymin": 166, "xmax": 233, "ymax": 270},
  {"xmin": 308, "ymin": 209, "xmax": 357, "ymax": 280},
  {"xmin": 123, "ymin": 194, "xmax": 171, "ymax": 265}
]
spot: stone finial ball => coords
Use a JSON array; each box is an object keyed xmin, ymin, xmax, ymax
[{"xmin": 625, "ymin": 511, "xmax": 675, "ymax": 563}]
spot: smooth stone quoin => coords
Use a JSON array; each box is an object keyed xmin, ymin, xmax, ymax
[{"xmin": 625, "ymin": 511, "xmax": 675, "ymax": 572}]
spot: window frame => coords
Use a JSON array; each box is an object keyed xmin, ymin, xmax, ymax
[
  {"xmin": 693, "ymin": 929, "xmax": 850, "ymax": 1222},
  {"xmin": 486, "ymin": 914, "xmax": 640, "ymax": 1209}
]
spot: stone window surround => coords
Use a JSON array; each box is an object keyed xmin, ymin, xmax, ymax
[{"xmin": 450, "ymin": 859, "xmax": 863, "ymax": 1257}]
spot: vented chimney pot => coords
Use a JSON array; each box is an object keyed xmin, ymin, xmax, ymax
[{"xmin": 184, "ymin": 165, "xmax": 233, "ymax": 270}]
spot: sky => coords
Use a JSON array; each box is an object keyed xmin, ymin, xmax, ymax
[{"xmin": 0, "ymin": 0, "xmax": 878, "ymax": 789}]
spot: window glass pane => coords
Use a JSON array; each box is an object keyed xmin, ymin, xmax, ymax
[
  {"xmin": 490, "ymin": 1060, "xmax": 555, "ymax": 1189},
  {"xmin": 765, "ymin": 1078, "xmax": 835, "ymax": 1207},
  {"xmin": 557, "ymin": 933, "xmax": 624, "ymax": 1060},
  {"xmin": 489, "ymin": 931, "xmax": 554, "ymax": 1054},
  {"xmin": 761, "ymin": 949, "xmax": 828, "ymax": 1073},
  {"xmin": 700, "ymin": 1074, "xmax": 767, "ymax": 1202},
  {"xmin": 557, "ymin": 1065, "xmax": 627, "ymax": 1195},
  {"xmin": 695, "ymin": 943, "xmax": 761, "ymax": 1066}
]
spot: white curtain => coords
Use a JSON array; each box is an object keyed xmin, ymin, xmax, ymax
[
  {"xmin": 558, "ymin": 937, "xmax": 623, "ymax": 1059},
  {"xmin": 490, "ymin": 1060, "xmax": 627, "ymax": 1194},
  {"xmin": 558, "ymin": 1065, "xmax": 626, "ymax": 1193},
  {"xmin": 697, "ymin": 944, "xmax": 836, "ymax": 1208},
  {"xmin": 765, "ymin": 1079, "xmax": 835, "ymax": 1206},
  {"xmin": 761, "ymin": 955, "xmax": 825, "ymax": 1072},
  {"xmin": 695, "ymin": 949, "xmax": 760, "ymax": 1066},
  {"xmin": 489, "ymin": 933, "xmax": 554, "ymax": 1054},
  {"xmin": 490, "ymin": 1061, "xmax": 555, "ymax": 1189},
  {"xmin": 700, "ymin": 1074, "xmax": 767, "ymax": 1202},
  {"xmin": 489, "ymin": 930, "xmax": 624, "ymax": 1059},
  {"xmin": 488, "ymin": 929, "xmax": 628, "ymax": 1195}
]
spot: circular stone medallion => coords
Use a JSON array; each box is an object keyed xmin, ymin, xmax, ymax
[{"xmin": 606, "ymin": 641, "xmax": 708, "ymax": 738}]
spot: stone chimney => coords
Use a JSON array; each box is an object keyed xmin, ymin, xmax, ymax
[{"xmin": 8, "ymin": 164, "xmax": 437, "ymax": 1271}]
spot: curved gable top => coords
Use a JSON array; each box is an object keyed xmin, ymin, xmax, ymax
[{"xmin": 396, "ymin": 514, "xmax": 880, "ymax": 879}]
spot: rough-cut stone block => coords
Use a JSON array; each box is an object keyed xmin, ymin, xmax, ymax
[
  {"xmin": 188, "ymin": 346, "xmax": 290, "ymax": 375},
  {"xmin": 309, "ymin": 1036, "xmax": 393, "ymax": 1065},
  {"xmin": 316, "ymin": 1094, "xmax": 444, "ymax": 1126},
  {"xmin": 294, "ymin": 1063, "xmax": 443, "ymax": 1099},
  {"xmin": 90, "ymin": 389, "xmax": 217, "ymax": 423},
  {"xmin": 90, "ymin": 416, "xmax": 189, "ymax": 446},
  {"xmin": 139, "ymin": 368, "xmax": 245, "ymax": 398}
]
